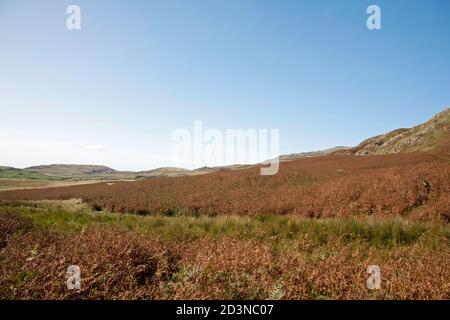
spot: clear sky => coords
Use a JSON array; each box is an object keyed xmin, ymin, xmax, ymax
[{"xmin": 1, "ymin": 0, "xmax": 449, "ymax": 170}]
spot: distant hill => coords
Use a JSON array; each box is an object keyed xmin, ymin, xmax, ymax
[
  {"xmin": 0, "ymin": 167, "xmax": 61, "ymax": 180},
  {"xmin": 193, "ymin": 164, "xmax": 253, "ymax": 174},
  {"xmin": 132, "ymin": 167, "xmax": 193, "ymax": 179},
  {"xmin": 1, "ymin": 165, "xmax": 199, "ymax": 181},
  {"xmin": 278, "ymin": 146, "xmax": 351, "ymax": 161},
  {"xmin": 25, "ymin": 164, "xmax": 117, "ymax": 177},
  {"xmin": 338, "ymin": 107, "xmax": 450, "ymax": 156}
]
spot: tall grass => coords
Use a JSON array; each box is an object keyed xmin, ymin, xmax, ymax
[
  {"xmin": 1, "ymin": 201, "xmax": 447, "ymax": 248},
  {"xmin": 1, "ymin": 200, "xmax": 449, "ymax": 300}
]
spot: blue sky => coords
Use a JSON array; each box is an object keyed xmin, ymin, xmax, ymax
[{"xmin": 0, "ymin": 0, "xmax": 449, "ymax": 170}]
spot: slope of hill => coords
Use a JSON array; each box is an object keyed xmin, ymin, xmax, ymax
[
  {"xmin": 343, "ymin": 108, "xmax": 450, "ymax": 156},
  {"xmin": 279, "ymin": 146, "xmax": 351, "ymax": 161},
  {"xmin": 132, "ymin": 167, "xmax": 193, "ymax": 179}
]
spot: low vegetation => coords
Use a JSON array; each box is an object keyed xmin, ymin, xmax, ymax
[
  {"xmin": 1, "ymin": 153, "xmax": 449, "ymax": 223},
  {"xmin": 0, "ymin": 200, "xmax": 448, "ymax": 299},
  {"xmin": 1, "ymin": 130, "xmax": 448, "ymax": 299}
]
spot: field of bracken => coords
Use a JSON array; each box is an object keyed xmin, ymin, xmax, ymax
[
  {"xmin": 0, "ymin": 152, "xmax": 449, "ymax": 222},
  {"xmin": 0, "ymin": 200, "xmax": 448, "ymax": 299},
  {"xmin": 0, "ymin": 151, "xmax": 449, "ymax": 299}
]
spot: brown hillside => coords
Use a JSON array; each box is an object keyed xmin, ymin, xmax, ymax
[{"xmin": 1, "ymin": 151, "xmax": 449, "ymax": 222}]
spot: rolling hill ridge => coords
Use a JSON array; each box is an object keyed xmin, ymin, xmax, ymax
[{"xmin": 2, "ymin": 107, "xmax": 449, "ymax": 181}]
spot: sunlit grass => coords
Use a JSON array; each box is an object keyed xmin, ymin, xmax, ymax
[
  {"xmin": 1, "ymin": 200, "xmax": 449, "ymax": 300},
  {"xmin": 0, "ymin": 200, "xmax": 447, "ymax": 249}
]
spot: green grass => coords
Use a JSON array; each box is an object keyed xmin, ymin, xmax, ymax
[
  {"xmin": 14, "ymin": 271, "xmax": 38, "ymax": 288},
  {"xmin": 0, "ymin": 200, "xmax": 448, "ymax": 249},
  {"xmin": 0, "ymin": 168, "xmax": 62, "ymax": 180}
]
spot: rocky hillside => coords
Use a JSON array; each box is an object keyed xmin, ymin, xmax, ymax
[{"xmin": 343, "ymin": 107, "xmax": 450, "ymax": 156}]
